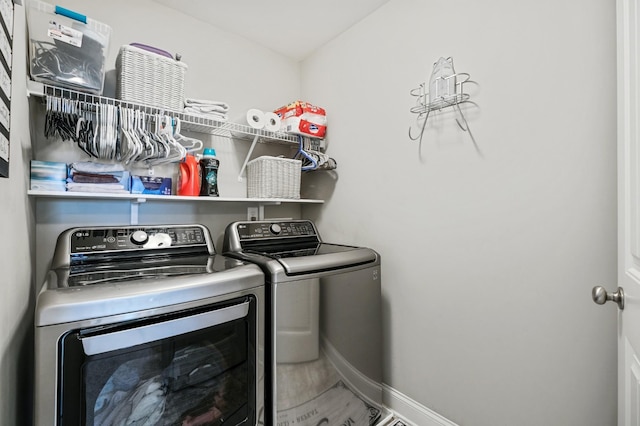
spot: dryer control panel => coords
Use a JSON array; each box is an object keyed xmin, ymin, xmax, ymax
[
  {"xmin": 236, "ymin": 220, "xmax": 318, "ymax": 240},
  {"xmin": 52, "ymin": 225, "xmax": 215, "ymax": 268},
  {"xmin": 70, "ymin": 226, "xmax": 207, "ymax": 253}
]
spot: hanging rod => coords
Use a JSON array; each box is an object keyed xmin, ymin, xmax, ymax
[{"xmin": 27, "ymin": 80, "xmax": 299, "ymax": 144}]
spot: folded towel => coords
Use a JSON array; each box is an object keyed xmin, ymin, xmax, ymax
[
  {"xmin": 184, "ymin": 107, "xmax": 228, "ymax": 121},
  {"xmin": 184, "ymin": 98, "xmax": 230, "ymax": 121},
  {"xmin": 184, "ymin": 98, "xmax": 229, "ymax": 110},
  {"xmin": 71, "ymin": 172, "xmax": 120, "ymax": 184},
  {"xmin": 66, "ymin": 183, "xmax": 130, "ymax": 193},
  {"xmin": 66, "ymin": 167, "xmax": 131, "ymax": 193},
  {"xmin": 184, "ymin": 104, "xmax": 228, "ymax": 114}
]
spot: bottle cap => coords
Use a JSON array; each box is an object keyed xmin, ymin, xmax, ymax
[{"xmin": 203, "ymin": 148, "xmax": 216, "ymax": 157}]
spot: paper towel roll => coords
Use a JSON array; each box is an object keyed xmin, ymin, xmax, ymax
[
  {"xmin": 246, "ymin": 109, "xmax": 266, "ymax": 129},
  {"xmin": 264, "ymin": 112, "xmax": 281, "ymax": 132}
]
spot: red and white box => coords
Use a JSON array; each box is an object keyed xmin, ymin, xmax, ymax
[{"xmin": 274, "ymin": 101, "xmax": 327, "ymax": 139}]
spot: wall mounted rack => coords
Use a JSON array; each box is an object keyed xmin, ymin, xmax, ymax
[
  {"xmin": 409, "ymin": 57, "xmax": 478, "ymax": 153},
  {"xmin": 26, "ymin": 81, "xmax": 324, "ymax": 219}
]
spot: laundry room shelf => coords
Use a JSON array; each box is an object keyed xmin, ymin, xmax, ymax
[
  {"xmin": 27, "ymin": 190, "xmax": 324, "ymax": 204},
  {"xmin": 26, "ymin": 80, "xmax": 299, "ymax": 145}
]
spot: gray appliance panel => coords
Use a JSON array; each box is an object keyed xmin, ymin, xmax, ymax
[
  {"xmin": 36, "ymin": 259, "xmax": 265, "ymax": 326},
  {"xmin": 51, "ymin": 224, "xmax": 215, "ymax": 269}
]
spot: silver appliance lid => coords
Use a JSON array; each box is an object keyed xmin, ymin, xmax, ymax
[
  {"xmin": 223, "ymin": 220, "xmax": 379, "ymax": 276},
  {"xmin": 36, "ymin": 257, "xmax": 265, "ymax": 326},
  {"xmin": 36, "ymin": 224, "xmax": 265, "ymax": 326}
]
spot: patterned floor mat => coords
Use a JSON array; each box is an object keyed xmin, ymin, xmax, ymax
[{"xmin": 277, "ymin": 380, "xmax": 381, "ymax": 426}]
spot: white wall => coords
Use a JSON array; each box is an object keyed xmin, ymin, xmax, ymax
[
  {"xmin": 301, "ymin": 0, "xmax": 618, "ymax": 425},
  {"xmin": 0, "ymin": 4, "xmax": 35, "ymax": 425}
]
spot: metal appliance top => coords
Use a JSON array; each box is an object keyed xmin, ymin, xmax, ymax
[
  {"xmin": 223, "ymin": 220, "xmax": 379, "ymax": 277},
  {"xmin": 36, "ymin": 224, "xmax": 265, "ymax": 326}
]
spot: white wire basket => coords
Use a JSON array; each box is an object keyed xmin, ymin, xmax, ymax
[
  {"xmin": 247, "ymin": 156, "xmax": 301, "ymax": 199},
  {"xmin": 116, "ymin": 44, "xmax": 187, "ymax": 111}
]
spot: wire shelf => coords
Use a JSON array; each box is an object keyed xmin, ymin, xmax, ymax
[{"xmin": 28, "ymin": 81, "xmax": 299, "ymax": 145}]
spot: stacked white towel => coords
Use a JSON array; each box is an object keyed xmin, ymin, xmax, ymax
[{"xmin": 184, "ymin": 98, "xmax": 230, "ymax": 121}]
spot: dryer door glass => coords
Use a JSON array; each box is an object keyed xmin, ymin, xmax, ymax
[{"xmin": 57, "ymin": 296, "xmax": 257, "ymax": 426}]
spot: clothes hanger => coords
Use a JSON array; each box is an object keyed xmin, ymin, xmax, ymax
[
  {"xmin": 120, "ymin": 107, "xmax": 137, "ymax": 164},
  {"xmin": 173, "ymin": 117, "xmax": 203, "ymax": 153},
  {"xmin": 162, "ymin": 114, "xmax": 187, "ymax": 163},
  {"xmin": 131, "ymin": 109, "xmax": 151, "ymax": 163},
  {"xmin": 146, "ymin": 114, "xmax": 179, "ymax": 166},
  {"xmin": 75, "ymin": 101, "xmax": 95, "ymax": 157},
  {"xmin": 295, "ymin": 135, "xmax": 318, "ymax": 171}
]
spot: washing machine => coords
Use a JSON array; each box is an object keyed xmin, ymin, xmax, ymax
[
  {"xmin": 223, "ymin": 219, "xmax": 389, "ymax": 426},
  {"xmin": 34, "ymin": 224, "xmax": 265, "ymax": 426}
]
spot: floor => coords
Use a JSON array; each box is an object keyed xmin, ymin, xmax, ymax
[
  {"xmin": 276, "ymin": 350, "xmax": 383, "ymax": 425},
  {"xmin": 276, "ymin": 352, "xmax": 340, "ymax": 409}
]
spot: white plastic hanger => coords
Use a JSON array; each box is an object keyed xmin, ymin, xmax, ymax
[{"xmin": 173, "ymin": 117, "xmax": 203, "ymax": 153}]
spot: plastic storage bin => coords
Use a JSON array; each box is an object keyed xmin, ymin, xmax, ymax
[
  {"xmin": 247, "ymin": 156, "xmax": 301, "ymax": 199},
  {"xmin": 26, "ymin": 0, "xmax": 111, "ymax": 94},
  {"xmin": 116, "ymin": 44, "xmax": 187, "ymax": 111}
]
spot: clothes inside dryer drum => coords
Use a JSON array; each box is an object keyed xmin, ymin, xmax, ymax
[{"xmin": 87, "ymin": 334, "xmax": 246, "ymax": 425}]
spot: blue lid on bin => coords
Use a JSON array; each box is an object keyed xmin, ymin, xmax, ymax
[
  {"xmin": 203, "ymin": 148, "xmax": 216, "ymax": 157},
  {"xmin": 54, "ymin": 6, "xmax": 87, "ymax": 24}
]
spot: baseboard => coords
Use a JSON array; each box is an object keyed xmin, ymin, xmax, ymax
[{"xmin": 382, "ymin": 384, "xmax": 459, "ymax": 426}]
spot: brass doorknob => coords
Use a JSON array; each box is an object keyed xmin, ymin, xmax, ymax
[{"xmin": 592, "ymin": 286, "xmax": 624, "ymax": 310}]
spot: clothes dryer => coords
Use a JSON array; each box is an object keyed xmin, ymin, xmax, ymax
[{"xmin": 34, "ymin": 224, "xmax": 265, "ymax": 426}]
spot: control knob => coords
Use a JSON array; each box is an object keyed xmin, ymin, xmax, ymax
[
  {"xmin": 130, "ymin": 230, "xmax": 149, "ymax": 245},
  {"xmin": 270, "ymin": 224, "xmax": 282, "ymax": 235}
]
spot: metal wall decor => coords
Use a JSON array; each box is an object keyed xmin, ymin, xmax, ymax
[{"xmin": 409, "ymin": 57, "xmax": 479, "ymax": 156}]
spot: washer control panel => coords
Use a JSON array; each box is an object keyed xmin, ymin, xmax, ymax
[
  {"xmin": 236, "ymin": 220, "xmax": 318, "ymax": 240},
  {"xmin": 69, "ymin": 225, "xmax": 208, "ymax": 254}
]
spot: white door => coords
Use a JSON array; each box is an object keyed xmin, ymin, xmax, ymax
[{"xmin": 601, "ymin": 0, "xmax": 640, "ymax": 424}]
